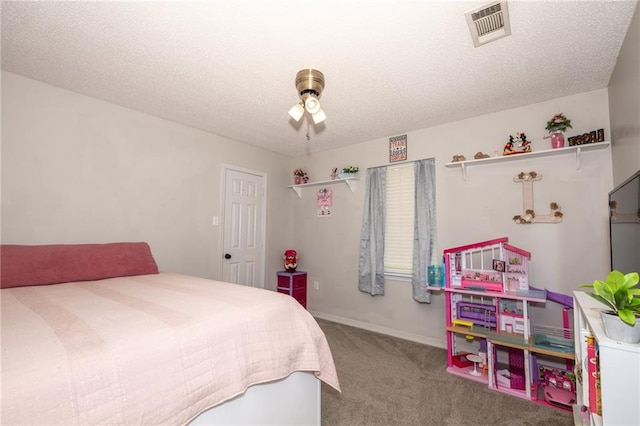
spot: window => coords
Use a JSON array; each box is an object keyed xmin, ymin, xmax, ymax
[
  {"xmin": 384, "ymin": 163, "xmax": 414, "ymax": 277},
  {"xmin": 358, "ymin": 157, "xmax": 435, "ymax": 300}
]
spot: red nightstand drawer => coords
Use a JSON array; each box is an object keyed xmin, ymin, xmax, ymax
[
  {"xmin": 276, "ymin": 271, "xmax": 307, "ymax": 309},
  {"xmin": 277, "ymin": 273, "xmax": 306, "ymax": 288},
  {"xmin": 290, "ymin": 275, "xmax": 306, "ymax": 289},
  {"xmin": 292, "ymin": 290, "xmax": 306, "ymax": 308}
]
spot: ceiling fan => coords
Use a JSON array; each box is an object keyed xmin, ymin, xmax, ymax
[{"xmin": 288, "ymin": 69, "xmax": 326, "ymax": 124}]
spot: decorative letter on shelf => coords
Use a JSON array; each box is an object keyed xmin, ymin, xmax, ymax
[{"xmin": 512, "ymin": 171, "xmax": 563, "ymax": 224}]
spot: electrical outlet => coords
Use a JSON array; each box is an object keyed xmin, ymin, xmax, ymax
[{"xmin": 313, "ymin": 280, "xmax": 319, "ymax": 290}]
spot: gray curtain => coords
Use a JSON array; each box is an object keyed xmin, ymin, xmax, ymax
[
  {"xmin": 412, "ymin": 158, "xmax": 436, "ymax": 303},
  {"xmin": 358, "ymin": 167, "xmax": 386, "ymax": 296}
]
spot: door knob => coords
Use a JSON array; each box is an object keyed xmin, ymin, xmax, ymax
[{"xmin": 224, "ymin": 253, "xmax": 232, "ymax": 259}]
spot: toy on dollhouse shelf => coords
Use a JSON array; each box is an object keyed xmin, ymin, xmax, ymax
[
  {"xmin": 529, "ymin": 287, "xmax": 576, "ymax": 410},
  {"xmin": 500, "ymin": 299, "xmax": 524, "ymax": 334},
  {"xmin": 538, "ymin": 365, "xmax": 576, "ymax": 410}
]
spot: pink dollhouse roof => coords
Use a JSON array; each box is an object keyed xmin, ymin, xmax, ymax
[
  {"xmin": 443, "ymin": 237, "xmax": 508, "ymax": 254},
  {"xmin": 443, "ymin": 237, "xmax": 531, "ymax": 259},
  {"xmin": 503, "ymin": 243, "xmax": 531, "ymax": 259}
]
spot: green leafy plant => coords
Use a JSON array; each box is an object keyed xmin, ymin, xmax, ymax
[
  {"xmin": 580, "ymin": 270, "xmax": 640, "ymax": 326},
  {"xmin": 545, "ymin": 113, "xmax": 573, "ymax": 133},
  {"xmin": 342, "ymin": 166, "xmax": 359, "ymax": 174}
]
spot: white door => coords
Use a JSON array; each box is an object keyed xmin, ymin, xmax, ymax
[{"xmin": 222, "ymin": 167, "xmax": 266, "ymax": 287}]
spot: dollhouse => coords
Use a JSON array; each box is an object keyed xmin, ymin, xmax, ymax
[{"xmin": 443, "ymin": 237, "xmax": 576, "ymax": 410}]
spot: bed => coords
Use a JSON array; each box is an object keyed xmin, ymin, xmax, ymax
[{"xmin": 0, "ymin": 243, "xmax": 340, "ymax": 425}]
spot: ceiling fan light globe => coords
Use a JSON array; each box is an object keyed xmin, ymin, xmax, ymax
[
  {"xmin": 312, "ymin": 108, "xmax": 326, "ymax": 124},
  {"xmin": 304, "ymin": 96, "xmax": 321, "ymax": 114},
  {"xmin": 288, "ymin": 103, "xmax": 304, "ymax": 121}
]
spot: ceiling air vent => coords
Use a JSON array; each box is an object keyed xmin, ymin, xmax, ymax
[{"xmin": 465, "ymin": 1, "xmax": 511, "ymax": 47}]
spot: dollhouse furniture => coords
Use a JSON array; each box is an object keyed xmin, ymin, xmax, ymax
[
  {"xmin": 443, "ymin": 237, "xmax": 576, "ymax": 410},
  {"xmin": 277, "ymin": 270, "xmax": 307, "ymax": 308},
  {"xmin": 466, "ymin": 354, "xmax": 483, "ymax": 376},
  {"xmin": 573, "ymin": 291, "xmax": 640, "ymax": 425}
]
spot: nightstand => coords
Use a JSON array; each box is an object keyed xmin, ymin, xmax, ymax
[{"xmin": 276, "ymin": 271, "xmax": 307, "ymax": 309}]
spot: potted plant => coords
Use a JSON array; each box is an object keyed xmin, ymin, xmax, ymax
[
  {"xmin": 545, "ymin": 113, "xmax": 572, "ymax": 149},
  {"xmin": 580, "ymin": 270, "xmax": 640, "ymax": 343},
  {"xmin": 339, "ymin": 166, "xmax": 359, "ymax": 179}
]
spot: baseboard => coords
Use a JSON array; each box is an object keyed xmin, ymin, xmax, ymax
[{"xmin": 310, "ymin": 310, "xmax": 447, "ymax": 350}]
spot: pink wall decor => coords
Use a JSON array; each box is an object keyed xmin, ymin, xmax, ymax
[{"xmin": 317, "ymin": 189, "xmax": 332, "ymax": 217}]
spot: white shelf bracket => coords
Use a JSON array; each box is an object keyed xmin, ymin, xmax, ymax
[
  {"xmin": 575, "ymin": 147, "xmax": 582, "ymax": 170},
  {"xmin": 344, "ymin": 178, "xmax": 358, "ymax": 192},
  {"xmin": 291, "ymin": 186, "xmax": 302, "ymax": 198},
  {"xmin": 461, "ymin": 163, "xmax": 468, "ymax": 181}
]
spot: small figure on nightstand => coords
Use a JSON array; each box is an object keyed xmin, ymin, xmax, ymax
[{"xmin": 283, "ymin": 249, "xmax": 298, "ymax": 273}]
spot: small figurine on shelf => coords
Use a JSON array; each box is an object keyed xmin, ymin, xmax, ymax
[
  {"xmin": 503, "ymin": 139, "xmax": 514, "ymax": 155},
  {"xmin": 331, "ymin": 168, "xmax": 338, "ymax": 180},
  {"xmin": 293, "ymin": 168, "xmax": 305, "ymax": 185},
  {"xmin": 504, "ymin": 132, "xmax": 531, "ymax": 156},
  {"xmin": 474, "ymin": 151, "xmax": 490, "ymax": 159},
  {"xmin": 302, "ymin": 173, "xmax": 310, "ymax": 184},
  {"xmin": 283, "ymin": 249, "xmax": 298, "ymax": 273}
]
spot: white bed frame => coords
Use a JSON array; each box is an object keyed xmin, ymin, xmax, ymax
[{"xmin": 188, "ymin": 372, "xmax": 321, "ymax": 425}]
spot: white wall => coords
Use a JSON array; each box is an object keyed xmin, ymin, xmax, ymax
[
  {"xmin": 1, "ymin": 72, "xmax": 293, "ymax": 284},
  {"xmin": 292, "ymin": 89, "xmax": 613, "ymax": 347},
  {"xmin": 1, "ymin": 71, "xmax": 617, "ymax": 349},
  {"xmin": 609, "ymin": 2, "xmax": 640, "ymax": 186}
]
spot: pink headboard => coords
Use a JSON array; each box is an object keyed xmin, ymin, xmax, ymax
[{"xmin": 1, "ymin": 242, "xmax": 159, "ymax": 289}]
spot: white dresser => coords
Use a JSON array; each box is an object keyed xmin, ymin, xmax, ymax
[{"xmin": 573, "ymin": 291, "xmax": 640, "ymax": 426}]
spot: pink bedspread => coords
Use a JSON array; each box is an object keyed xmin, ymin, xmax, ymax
[{"xmin": 1, "ymin": 273, "xmax": 340, "ymax": 425}]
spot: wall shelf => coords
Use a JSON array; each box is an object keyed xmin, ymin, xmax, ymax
[
  {"xmin": 445, "ymin": 141, "xmax": 610, "ymax": 180},
  {"xmin": 288, "ymin": 178, "xmax": 359, "ymax": 198}
]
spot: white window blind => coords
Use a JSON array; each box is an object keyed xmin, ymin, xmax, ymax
[{"xmin": 384, "ymin": 163, "xmax": 414, "ymax": 276}]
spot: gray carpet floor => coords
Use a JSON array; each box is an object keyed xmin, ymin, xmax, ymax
[{"xmin": 318, "ymin": 319, "xmax": 574, "ymax": 426}]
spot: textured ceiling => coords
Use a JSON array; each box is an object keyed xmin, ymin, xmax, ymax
[{"xmin": 1, "ymin": 1, "xmax": 637, "ymax": 157}]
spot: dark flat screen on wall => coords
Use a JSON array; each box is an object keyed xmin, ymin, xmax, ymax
[{"xmin": 609, "ymin": 170, "xmax": 640, "ymax": 273}]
